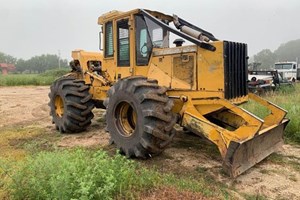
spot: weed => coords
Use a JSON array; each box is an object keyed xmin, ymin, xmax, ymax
[
  {"xmin": 267, "ymin": 153, "xmax": 285, "ymax": 163},
  {"xmin": 162, "ymin": 173, "xmax": 230, "ymax": 198},
  {"xmin": 259, "ymin": 169, "xmax": 271, "ymax": 175},
  {"xmin": 22, "ymin": 131, "xmax": 61, "ymax": 153},
  {"xmin": 244, "ymin": 193, "xmax": 268, "ymax": 200},
  {"xmin": 163, "ymin": 174, "xmax": 212, "ymax": 196},
  {"xmin": 276, "ymin": 84, "xmax": 296, "ymax": 94},
  {"xmin": 196, "ymin": 166, "xmax": 209, "ymax": 174},
  {"xmin": 288, "ymin": 176, "xmax": 298, "ymax": 182},
  {"xmin": 0, "ymin": 126, "xmax": 44, "ymax": 160},
  {"xmin": 1, "ymin": 149, "xmax": 159, "ymax": 200},
  {"xmin": 0, "ymin": 146, "xmax": 231, "ymax": 199},
  {"xmin": 268, "ymin": 153, "xmax": 300, "ymax": 172}
]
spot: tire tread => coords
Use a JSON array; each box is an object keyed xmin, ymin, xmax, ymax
[
  {"xmin": 49, "ymin": 77, "xmax": 94, "ymax": 133},
  {"xmin": 105, "ymin": 76, "xmax": 176, "ymax": 158}
]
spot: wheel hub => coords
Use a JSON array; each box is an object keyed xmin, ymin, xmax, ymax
[
  {"xmin": 115, "ymin": 101, "xmax": 137, "ymax": 137},
  {"xmin": 54, "ymin": 95, "xmax": 64, "ymax": 117}
]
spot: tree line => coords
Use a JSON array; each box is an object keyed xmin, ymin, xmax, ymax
[
  {"xmin": 2, "ymin": 38, "xmax": 300, "ymax": 73},
  {"xmin": 0, "ymin": 52, "xmax": 68, "ymax": 73},
  {"xmin": 252, "ymin": 39, "xmax": 300, "ymax": 69}
]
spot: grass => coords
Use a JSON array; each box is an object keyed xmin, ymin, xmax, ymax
[
  {"xmin": 0, "ymin": 150, "xmax": 158, "ymax": 200},
  {"xmin": 0, "ymin": 125, "xmax": 229, "ymax": 199},
  {"xmin": 0, "ymin": 69, "xmax": 70, "ymax": 86},
  {"xmin": 0, "ymin": 148, "xmax": 229, "ymax": 200},
  {"xmin": 163, "ymin": 171, "xmax": 229, "ymax": 198},
  {"xmin": 0, "ymin": 126, "xmax": 45, "ymax": 161},
  {"xmin": 267, "ymin": 153, "xmax": 300, "ymax": 172},
  {"xmin": 259, "ymin": 169, "xmax": 272, "ymax": 175},
  {"xmin": 0, "ymin": 126, "xmax": 46, "ymax": 198},
  {"xmin": 242, "ymin": 84, "xmax": 300, "ymax": 144}
]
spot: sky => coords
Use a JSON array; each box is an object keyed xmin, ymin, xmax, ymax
[{"xmin": 0, "ymin": 0, "xmax": 300, "ymax": 60}]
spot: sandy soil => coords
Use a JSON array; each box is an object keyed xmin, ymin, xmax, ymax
[
  {"xmin": 0, "ymin": 86, "xmax": 50, "ymax": 127},
  {"xmin": 0, "ymin": 86, "xmax": 300, "ymax": 199}
]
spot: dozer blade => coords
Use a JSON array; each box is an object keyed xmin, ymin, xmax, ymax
[
  {"xmin": 180, "ymin": 93, "xmax": 289, "ymax": 177},
  {"xmin": 223, "ymin": 119, "xmax": 289, "ymax": 177}
]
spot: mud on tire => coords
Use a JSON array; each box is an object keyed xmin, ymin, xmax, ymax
[
  {"xmin": 49, "ymin": 77, "xmax": 94, "ymax": 133},
  {"xmin": 104, "ymin": 76, "xmax": 176, "ymax": 158}
]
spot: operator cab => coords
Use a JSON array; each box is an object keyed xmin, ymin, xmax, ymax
[{"xmin": 98, "ymin": 9, "xmax": 217, "ymax": 80}]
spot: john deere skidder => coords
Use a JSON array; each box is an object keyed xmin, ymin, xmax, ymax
[{"xmin": 49, "ymin": 9, "xmax": 289, "ymax": 177}]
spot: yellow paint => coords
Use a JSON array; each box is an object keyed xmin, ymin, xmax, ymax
[
  {"xmin": 197, "ymin": 41, "xmax": 224, "ymax": 93},
  {"xmin": 54, "ymin": 95, "xmax": 64, "ymax": 117},
  {"xmin": 89, "ymin": 86, "xmax": 110, "ymax": 99},
  {"xmin": 179, "ymin": 94, "xmax": 286, "ymax": 160},
  {"xmin": 147, "ymin": 63, "xmax": 171, "ymax": 88}
]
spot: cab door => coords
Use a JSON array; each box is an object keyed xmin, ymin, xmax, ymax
[{"xmin": 115, "ymin": 18, "xmax": 132, "ymax": 79}]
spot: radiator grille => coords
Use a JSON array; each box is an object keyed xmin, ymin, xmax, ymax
[{"xmin": 224, "ymin": 41, "xmax": 248, "ymax": 99}]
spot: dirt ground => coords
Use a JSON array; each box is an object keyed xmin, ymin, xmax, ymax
[{"xmin": 1, "ymin": 86, "xmax": 300, "ymax": 200}]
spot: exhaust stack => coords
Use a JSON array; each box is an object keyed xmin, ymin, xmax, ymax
[{"xmin": 173, "ymin": 14, "xmax": 210, "ymax": 42}]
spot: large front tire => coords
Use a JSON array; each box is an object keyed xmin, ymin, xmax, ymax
[
  {"xmin": 49, "ymin": 77, "xmax": 94, "ymax": 133},
  {"xmin": 104, "ymin": 77, "xmax": 176, "ymax": 158}
]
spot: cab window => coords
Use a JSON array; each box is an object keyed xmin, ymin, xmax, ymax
[
  {"xmin": 117, "ymin": 19, "xmax": 130, "ymax": 66},
  {"xmin": 104, "ymin": 22, "xmax": 113, "ymax": 57},
  {"xmin": 135, "ymin": 15, "xmax": 152, "ymax": 66}
]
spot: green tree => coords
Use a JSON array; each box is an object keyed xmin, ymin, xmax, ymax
[
  {"xmin": 16, "ymin": 54, "xmax": 68, "ymax": 73},
  {"xmin": 252, "ymin": 39, "xmax": 300, "ymax": 70},
  {"xmin": 253, "ymin": 49, "xmax": 276, "ymax": 69},
  {"xmin": 15, "ymin": 59, "xmax": 29, "ymax": 73},
  {"xmin": 0, "ymin": 52, "xmax": 17, "ymax": 73},
  {"xmin": 274, "ymin": 39, "xmax": 300, "ymax": 62},
  {"xmin": 0, "ymin": 52, "xmax": 17, "ymax": 64}
]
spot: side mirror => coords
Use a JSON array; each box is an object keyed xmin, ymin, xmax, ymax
[{"xmin": 99, "ymin": 27, "xmax": 103, "ymax": 51}]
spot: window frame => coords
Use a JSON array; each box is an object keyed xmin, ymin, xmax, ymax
[{"xmin": 135, "ymin": 14, "xmax": 153, "ymax": 66}]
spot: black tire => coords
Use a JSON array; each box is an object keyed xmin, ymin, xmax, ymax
[
  {"xmin": 104, "ymin": 76, "xmax": 177, "ymax": 158},
  {"xmin": 49, "ymin": 77, "xmax": 94, "ymax": 133}
]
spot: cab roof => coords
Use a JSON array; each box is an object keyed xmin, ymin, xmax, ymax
[{"xmin": 97, "ymin": 9, "xmax": 173, "ymax": 25}]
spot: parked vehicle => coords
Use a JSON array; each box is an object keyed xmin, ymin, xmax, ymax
[
  {"xmin": 248, "ymin": 70, "xmax": 292, "ymax": 94},
  {"xmin": 274, "ymin": 61, "xmax": 299, "ymax": 82}
]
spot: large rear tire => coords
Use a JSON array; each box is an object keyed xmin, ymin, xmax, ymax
[
  {"xmin": 49, "ymin": 77, "xmax": 94, "ymax": 133},
  {"xmin": 104, "ymin": 76, "xmax": 176, "ymax": 158}
]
